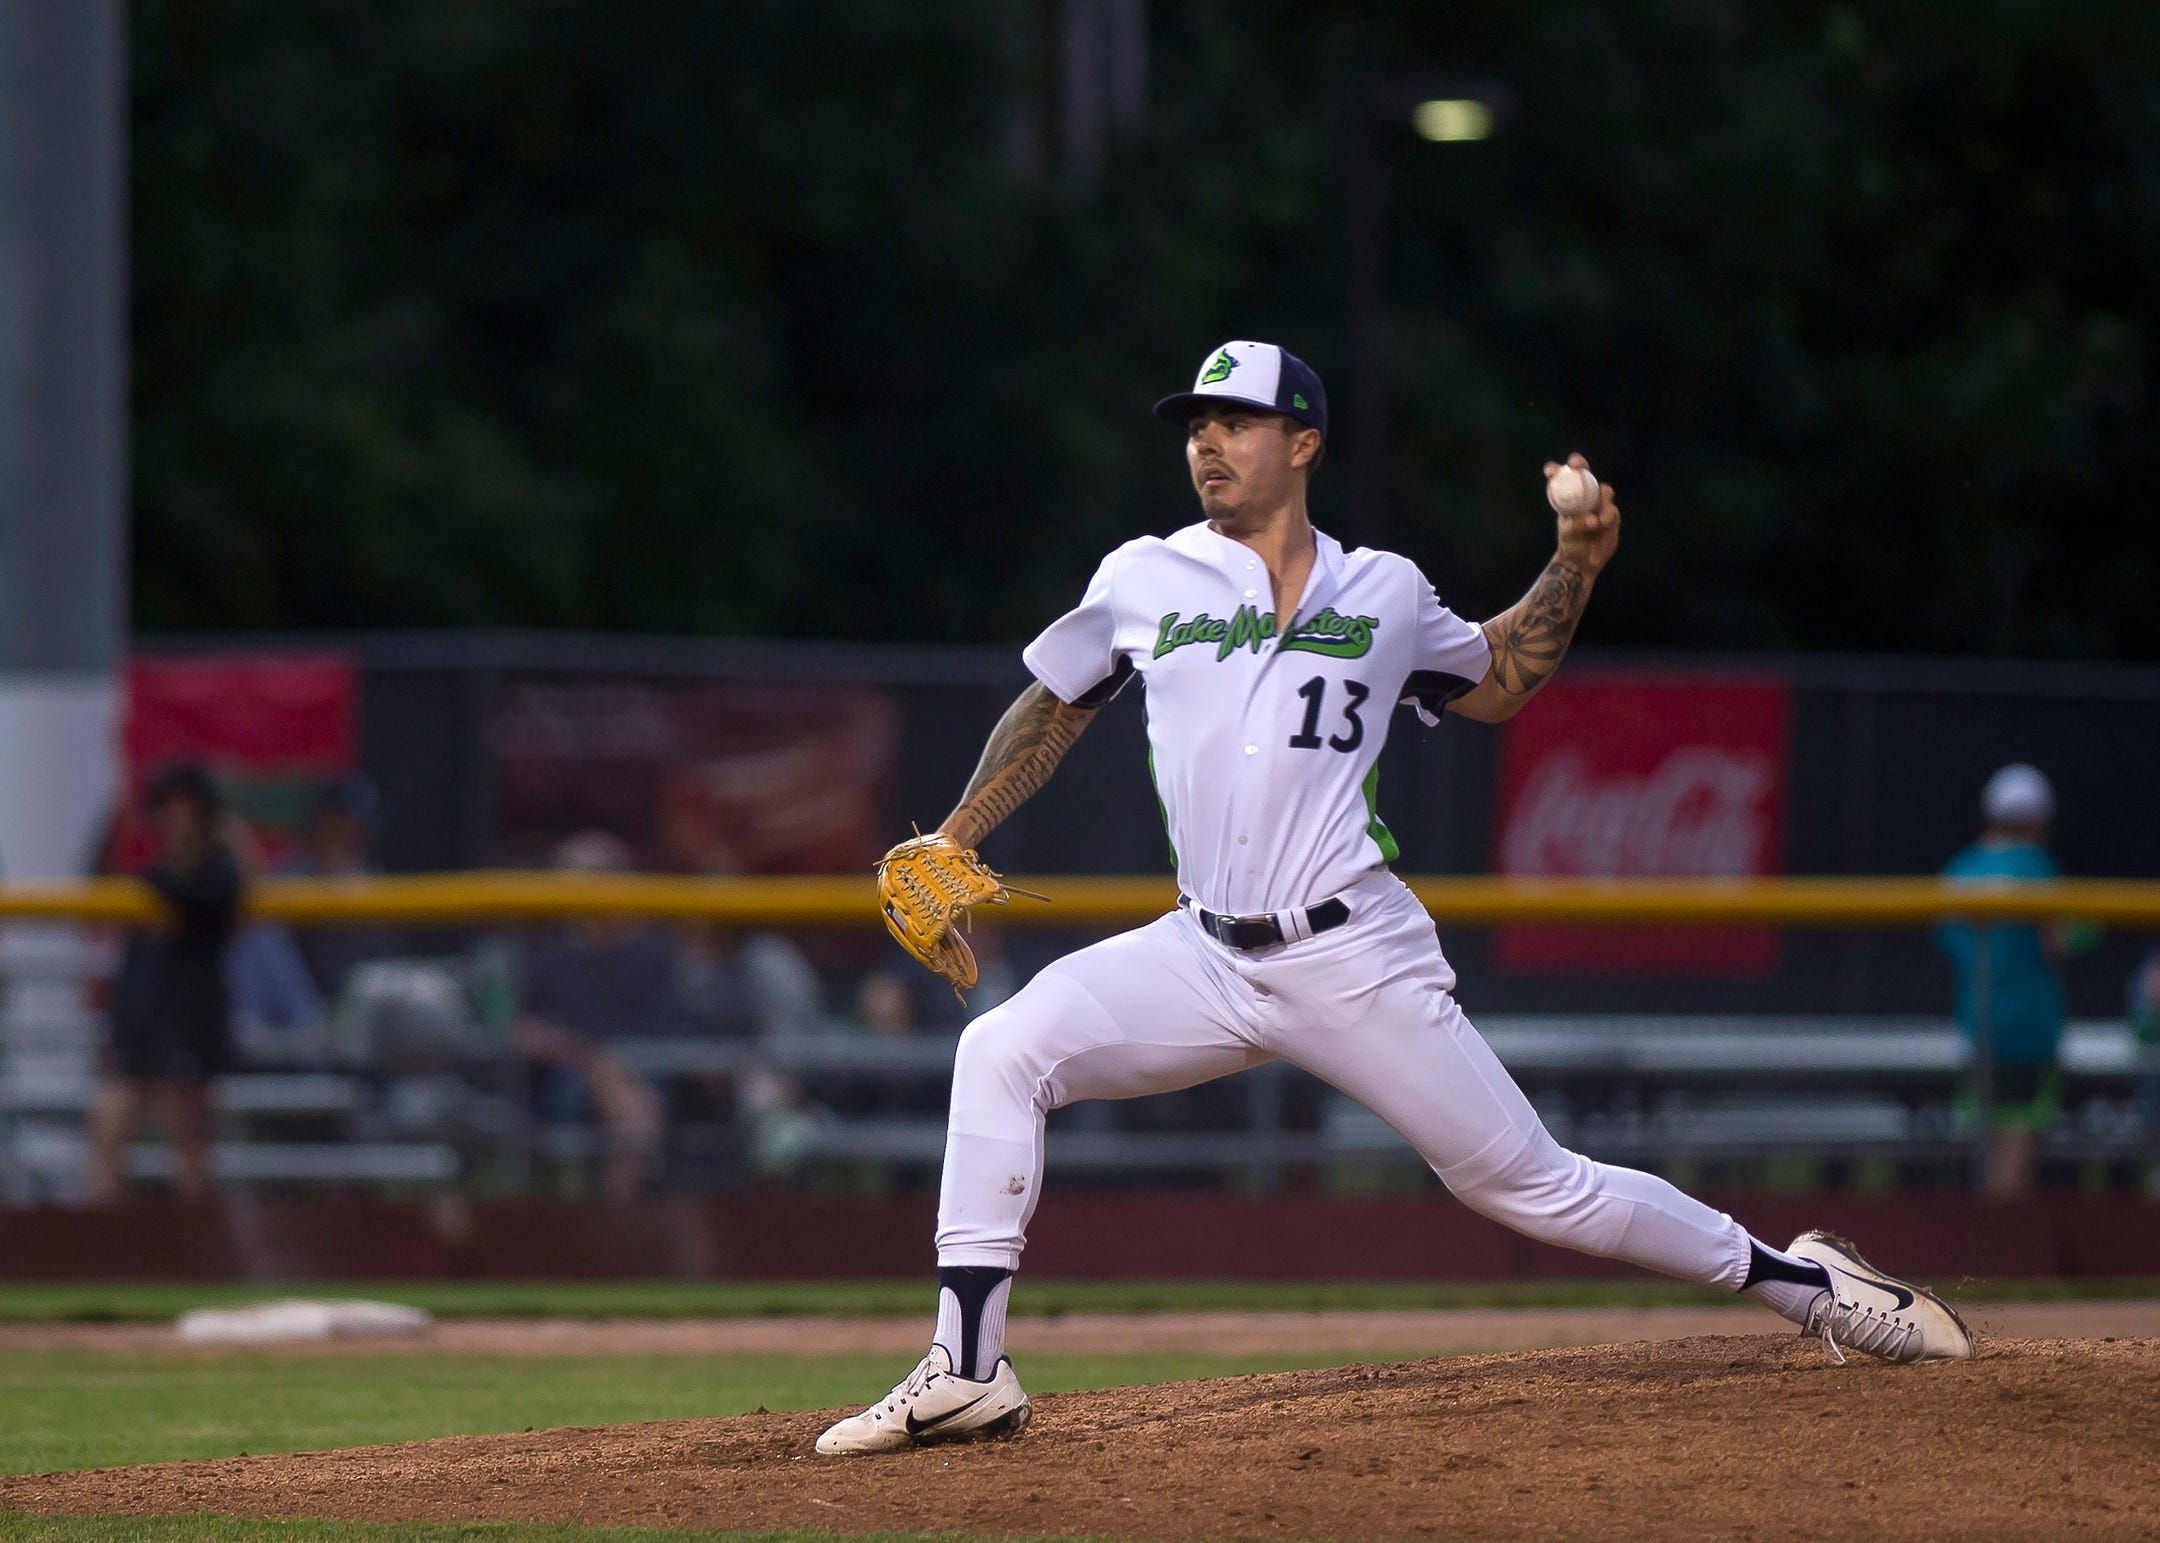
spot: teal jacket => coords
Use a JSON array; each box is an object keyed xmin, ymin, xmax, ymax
[{"xmin": 1934, "ymin": 840, "xmax": 2064, "ymax": 1067}]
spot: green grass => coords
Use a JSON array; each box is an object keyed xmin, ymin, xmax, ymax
[
  {"xmin": 0, "ymin": 1277, "xmax": 1720, "ymax": 1322},
  {"xmin": 5, "ymin": 1272, "xmax": 2142, "ymax": 1325},
  {"xmin": 0, "ymin": 1347, "xmax": 1392, "ymax": 1477}
]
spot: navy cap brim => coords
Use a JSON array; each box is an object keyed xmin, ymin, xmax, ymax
[{"xmin": 1153, "ymin": 391, "xmax": 1323, "ymax": 433}]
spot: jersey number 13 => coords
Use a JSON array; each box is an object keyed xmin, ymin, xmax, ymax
[{"xmin": 1289, "ymin": 676, "xmax": 1367, "ymax": 753}]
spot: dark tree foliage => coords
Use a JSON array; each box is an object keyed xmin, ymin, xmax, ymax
[{"xmin": 132, "ymin": 1, "xmax": 2160, "ymax": 657}]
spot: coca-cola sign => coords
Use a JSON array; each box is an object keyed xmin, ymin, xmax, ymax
[{"xmin": 1492, "ymin": 676, "xmax": 1792, "ymax": 977}]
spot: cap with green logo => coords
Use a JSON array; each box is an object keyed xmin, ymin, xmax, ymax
[{"xmin": 1153, "ymin": 340, "xmax": 1329, "ymax": 439}]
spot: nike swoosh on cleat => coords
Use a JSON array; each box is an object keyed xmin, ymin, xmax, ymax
[
  {"xmin": 1829, "ymin": 1265, "xmax": 1914, "ymax": 1311},
  {"xmin": 904, "ymin": 1387, "xmax": 1002, "ymax": 1438}
]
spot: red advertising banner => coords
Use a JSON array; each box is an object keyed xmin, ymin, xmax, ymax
[
  {"xmin": 117, "ymin": 655, "xmax": 360, "ymax": 870},
  {"xmin": 1492, "ymin": 675, "xmax": 1792, "ymax": 977},
  {"xmin": 492, "ymin": 679, "xmax": 898, "ymax": 873}
]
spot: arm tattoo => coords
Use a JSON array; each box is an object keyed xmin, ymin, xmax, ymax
[
  {"xmin": 1483, "ymin": 557, "xmax": 1589, "ymax": 699},
  {"xmin": 942, "ymin": 681, "xmax": 1097, "ymax": 848}
]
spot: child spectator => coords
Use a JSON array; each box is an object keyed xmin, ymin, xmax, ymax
[
  {"xmin": 1936, "ymin": 763, "xmax": 2077, "ymax": 1198},
  {"xmin": 88, "ymin": 763, "xmax": 242, "ymax": 1204}
]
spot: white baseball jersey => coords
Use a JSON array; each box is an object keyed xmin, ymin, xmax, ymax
[{"xmin": 1023, "ymin": 521, "xmax": 1492, "ymax": 916}]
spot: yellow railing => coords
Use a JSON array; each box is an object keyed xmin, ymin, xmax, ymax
[{"xmin": 3, "ymin": 873, "xmax": 2160, "ymax": 926}]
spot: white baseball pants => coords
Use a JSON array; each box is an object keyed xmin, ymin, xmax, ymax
[{"xmin": 936, "ymin": 867, "xmax": 1754, "ymax": 1291}]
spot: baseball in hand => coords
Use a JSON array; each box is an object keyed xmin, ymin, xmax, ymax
[{"xmin": 1546, "ymin": 462, "xmax": 1599, "ymax": 516}]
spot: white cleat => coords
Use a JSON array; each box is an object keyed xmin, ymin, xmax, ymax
[
  {"xmin": 814, "ymin": 1344, "xmax": 1031, "ymax": 1455},
  {"xmin": 1788, "ymin": 1230, "xmax": 1976, "ymax": 1365}
]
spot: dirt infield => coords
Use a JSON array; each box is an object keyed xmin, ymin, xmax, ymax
[{"xmin": 5, "ymin": 1333, "xmax": 2155, "ymax": 1541}]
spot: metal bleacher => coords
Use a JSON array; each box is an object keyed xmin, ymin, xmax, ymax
[
  {"xmin": 718, "ymin": 1017, "xmax": 2152, "ymax": 1185},
  {"xmin": 0, "ymin": 928, "xmax": 463, "ymax": 1202},
  {"xmin": 1325, "ymin": 1018, "xmax": 2150, "ymax": 1171},
  {"xmin": 3, "ymin": 914, "xmax": 2152, "ymax": 1199}
]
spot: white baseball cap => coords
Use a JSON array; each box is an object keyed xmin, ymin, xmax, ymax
[
  {"xmin": 1981, "ymin": 763, "xmax": 2054, "ymax": 825},
  {"xmin": 1153, "ymin": 341, "xmax": 1329, "ymax": 438}
]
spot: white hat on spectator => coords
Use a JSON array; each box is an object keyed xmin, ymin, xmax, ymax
[
  {"xmin": 1981, "ymin": 763, "xmax": 2054, "ymax": 826},
  {"xmin": 554, "ymin": 830, "xmax": 635, "ymax": 873}
]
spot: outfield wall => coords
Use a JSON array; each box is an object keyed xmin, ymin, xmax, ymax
[
  {"xmin": 135, "ymin": 632, "xmax": 2160, "ymax": 1021},
  {"xmin": 2, "ymin": 1193, "xmax": 2153, "ymax": 1282}
]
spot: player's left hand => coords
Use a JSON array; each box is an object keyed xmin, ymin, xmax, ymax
[
  {"xmin": 1546, "ymin": 452, "xmax": 1620, "ymax": 577},
  {"xmin": 875, "ymin": 831, "xmax": 1047, "ymax": 1002}
]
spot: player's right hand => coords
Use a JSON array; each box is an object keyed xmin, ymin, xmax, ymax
[{"xmin": 1545, "ymin": 452, "xmax": 1620, "ymax": 576}]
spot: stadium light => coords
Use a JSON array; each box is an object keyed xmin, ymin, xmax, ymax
[
  {"xmin": 1345, "ymin": 75, "xmax": 1511, "ymax": 550},
  {"xmin": 1412, "ymin": 98, "xmax": 1493, "ymax": 142}
]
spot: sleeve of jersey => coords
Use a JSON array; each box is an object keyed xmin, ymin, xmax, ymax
[
  {"xmin": 1021, "ymin": 549, "xmax": 1136, "ymax": 709},
  {"xmin": 1400, "ymin": 570, "xmax": 1493, "ymax": 726}
]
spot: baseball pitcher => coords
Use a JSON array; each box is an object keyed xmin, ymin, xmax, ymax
[{"xmin": 823, "ymin": 341, "xmax": 1973, "ymax": 1455}]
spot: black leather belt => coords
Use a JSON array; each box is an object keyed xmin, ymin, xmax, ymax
[{"xmin": 1181, "ymin": 894, "xmax": 1351, "ymax": 950}]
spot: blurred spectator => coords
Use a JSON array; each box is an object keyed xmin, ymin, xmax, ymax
[
  {"xmin": 651, "ymin": 921, "xmax": 824, "ymax": 1186},
  {"xmin": 676, "ymin": 922, "xmax": 826, "ymax": 1041},
  {"xmin": 512, "ymin": 831, "xmax": 671, "ymax": 1200},
  {"xmin": 958, "ymin": 925, "xmax": 1019, "ymax": 1015},
  {"xmin": 854, "ymin": 930, "xmax": 1018, "ymax": 1039},
  {"xmin": 2128, "ymin": 947, "xmax": 2160, "ymax": 1145},
  {"xmin": 832, "ymin": 970, "xmax": 950, "ymax": 1121},
  {"xmin": 854, "ymin": 971, "xmax": 917, "ymax": 1037},
  {"xmin": 287, "ymin": 776, "xmax": 399, "ymax": 1001},
  {"xmin": 1936, "ymin": 764, "xmax": 2078, "ymax": 1198},
  {"xmin": 300, "ymin": 774, "xmax": 377, "ymax": 876},
  {"xmin": 225, "ymin": 919, "xmax": 325, "ymax": 1058},
  {"xmin": 223, "ymin": 811, "xmax": 326, "ymax": 1062},
  {"xmin": 88, "ymin": 763, "xmax": 242, "ymax": 1204},
  {"xmin": 739, "ymin": 1062, "xmax": 827, "ymax": 1179}
]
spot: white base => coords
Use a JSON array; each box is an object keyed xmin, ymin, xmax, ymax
[{"xmin": 175, "ymin": 1299, "xmax": 434, "ymax": 1344}]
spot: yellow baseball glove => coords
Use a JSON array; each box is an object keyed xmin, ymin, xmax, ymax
[{"xmin": 875, "ymin": 832, "xmax": 1045, "ymax": 1000}]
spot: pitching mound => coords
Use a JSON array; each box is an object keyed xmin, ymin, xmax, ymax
[{"xmin": 5, "ymin": 1335, "xmax": 2155, "ymax": 1541}]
